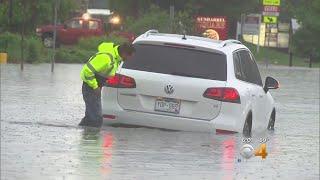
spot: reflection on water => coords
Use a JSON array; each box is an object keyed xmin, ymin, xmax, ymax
[
  {"xmin": 101, "ymin": 133, "xmax": 113, "ymax": 176},
  {"xmin": 77, "ymin": 127, "xmax": 114, "ymax": 179},
  {"xmin": 1, "ymin": 64, "xmax": 319, "ymax": 179},
  {"xmin": 221, "ymin": 138, "xmax": 235, "ymax": 180}
]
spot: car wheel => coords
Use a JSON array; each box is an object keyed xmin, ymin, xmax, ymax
[
  {"xmin": 243, "ymin": 114, "xmax": 252, "ymax": 137},
  {"xmin": 267, "ymin": 110, "xmax": 276, "ymax": 130},
  {"xmin": 43, "ymin": 34, "xmax": 54, "ymax": 48}
]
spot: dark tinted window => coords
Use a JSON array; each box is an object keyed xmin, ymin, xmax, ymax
[
  {"xmin": 67, "ymin": 20, "xmax": 82, "ymax": 29},
  {"xmin": 249, "ymin": 53, "xmax": 263, "ymax": 86},
  {"xmin": 233, "ymin": 52, "xmax": 244, "ymax": 80},
  {"xmin": 88, "ymin": 21, "xmax": 99, "ymax": 29},
  {"xmin": 123, "ymin": 44, "xmax": 227, "ymax": 81},
  {"xmin": 238, "ymin": 50, "xmax": 262, "ymax": 86}
]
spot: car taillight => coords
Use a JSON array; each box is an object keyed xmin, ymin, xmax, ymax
[
  {"xmin": 106, "ymin": 74, "xmax": 136, "ymax": 88},
  {"xmin": 203, "ymin": 87, "xmax": 240, "ymax": 103}
]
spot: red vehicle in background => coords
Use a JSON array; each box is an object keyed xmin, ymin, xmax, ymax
[{"xmin": 36, "ymin": 16, "xmax": 135, "ymax": 48}]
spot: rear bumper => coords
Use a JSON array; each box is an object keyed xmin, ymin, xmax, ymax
[
  {"xmin": 101, "ymin": 88, "xmax": 242, "ymax": 133},
  {"xmin": 103, "ymin": 108, "xmax": 241, "ymax": 133},
  {"xmin": 103, "ymin": 109, "xmax": 215, "ymax": 132},
  {"xmin": 102, "ymin": 105, "xmax": 241, "ymax": 133}
]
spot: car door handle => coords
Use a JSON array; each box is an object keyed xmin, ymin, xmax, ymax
[
  {"xmin": 259, "ymin": 95, "xmax": 263, "ymax": 98},
  {"xmin": 251, "ymin": 94, "xmax": 256, "ymax": 97}
]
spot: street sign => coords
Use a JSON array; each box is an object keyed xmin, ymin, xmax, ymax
[
  {"xmin": 242, "ymin": 14, "xmax": 261, "ymax": 35},
  {"xmin": 263, "ymin": 5, "xmax": 280, "ymax": 16},
  {"xmin": 262, "ymin": 11, "xmax": 280, "ymax": 16},
  {"xmin": 263, "ymin": 16, "xmax": 278, "ymax": 24},
  {"xmin": 263, "ymin": 0, "xmax": 280, "ymax": 6},
  {"xmin": 263, "ymin": 5, "xmax": 280, "ymax": 12}
]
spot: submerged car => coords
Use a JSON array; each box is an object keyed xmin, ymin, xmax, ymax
[{"xmin": 101, "ymin": 30, "xmax": 279, "ymax": 136}]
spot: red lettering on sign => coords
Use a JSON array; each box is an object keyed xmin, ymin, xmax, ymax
[{"xmin": 263, "ymin": 5, "xmax": 280, "ymax": 12}]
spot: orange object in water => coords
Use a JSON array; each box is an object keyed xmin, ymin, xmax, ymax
[
  {"xmin": 0, "ymin": 53, "xmax": 8, "ymax": 64},
  {"xmin": 255, "ymin": 143, "xmax": 268, "ymax": 159}
]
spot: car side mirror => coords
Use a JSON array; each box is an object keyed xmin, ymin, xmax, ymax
[
  {"xmin": 63, "ymin": 24, "xmax": 68, "ymax": 29},
  {"xmin": 264, "ymin": 76, "xmax": 279, "ymax": 93}
]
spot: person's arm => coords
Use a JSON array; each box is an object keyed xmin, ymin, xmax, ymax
[
  {"xmin": 108, "ymin": 61, "xmax": 120, "ymax": 78},
  {"xmin": 83, "ymin": 54, "xmax": 112, "ymax": 89},
  {"xmin": 82, "ymin": 66, "xmax": 98, "ymax": 89}
]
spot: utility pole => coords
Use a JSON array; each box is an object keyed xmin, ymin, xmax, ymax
[
  {"xmin": 20, "ymin": 0, "xmax": 26, "ymax": 71},
  {"xmin": 257, "ymin": 15, "xmax": 261, "ymax": 53},
  {"xmin": 8, "ymin": 0, "xmax": 13, "ymax": 31},
  {"xmin": 288, "ymin": 19, "xmax": 293, "ymax": 67},
  {"xmin": 51, "ymin": 0, "xmax": 59, "ymax": 73},
  {"xmin": 309, "ymin": 55, "xmax": 312, "ymax": 68},
  {"xmin": 309, "ymin": 49, "xmax": 314, "ymax": 68},
  {"xmin": 240, "ymin": 14, "xmax": 245, "ymax": 42},
  {"xmin": 169, "ymin": 0, "xmax": 175, "ymax": 33}
]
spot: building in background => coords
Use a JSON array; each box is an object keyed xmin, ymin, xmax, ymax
[{"xmin": 241, "ymin": 0, "xmax": 290, "ymax": 49}]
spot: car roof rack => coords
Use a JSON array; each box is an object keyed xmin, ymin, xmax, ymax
[
  {"xmin": 220, "ymin": 39, "xmax": 242, "ymax": 47},
  {"xmin": 144, "ymin": 29, "xmax": 159, "ymax": 37}
]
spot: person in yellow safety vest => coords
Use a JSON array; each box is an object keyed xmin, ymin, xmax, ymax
[{"xmin": 79, "ymin": 42, "xmax": 135, "ymax": 128}]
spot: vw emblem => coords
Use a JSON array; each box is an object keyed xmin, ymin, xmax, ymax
[{"xmin": 164, "ymin": 84, "xmax": 174, "ymax": 95}]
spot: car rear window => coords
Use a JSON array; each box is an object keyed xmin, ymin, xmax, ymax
[{"xmin": 123, "ymin": 44, "xmax": 227, "ymax": 81}]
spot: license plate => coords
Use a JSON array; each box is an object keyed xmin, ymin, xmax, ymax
[{"xmin": 154, "ymin": 98, "xmax": 181, "ymax": 114}]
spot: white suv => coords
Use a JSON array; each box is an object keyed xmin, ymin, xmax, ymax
[{"xmin": 102, "ymin": 30, "xmax": 279, "ymax": 136}]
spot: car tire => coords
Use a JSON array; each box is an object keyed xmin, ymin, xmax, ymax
[
  {"xmin": 267, "ymin": 110, "xmax": 276, "ymax": 130},
  {"xmin": 43, "ymin": 34, "xmax": 54, "ymax": 48},
  {"xmin": 243, "ymin": 114, "xmax": 252, "ymax": 137}
]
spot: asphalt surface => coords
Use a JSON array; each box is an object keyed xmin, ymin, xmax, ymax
[{"xmin": 1, "ymin": 64, "xmax": 319, "ymax": 180}]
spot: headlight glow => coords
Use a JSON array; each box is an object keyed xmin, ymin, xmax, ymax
[{"xmin": 110, "ymin": 16, "xmax": 120, "ymax": 24}]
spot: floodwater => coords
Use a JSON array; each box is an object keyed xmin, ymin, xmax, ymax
[{"xmin": 1, "ymin": 64, "xmax": 319, "ymax": 180}]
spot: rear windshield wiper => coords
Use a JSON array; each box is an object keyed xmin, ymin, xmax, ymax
[{"xmin": 170, "ymin": 72, "xmax": 206, "ymax": 79}]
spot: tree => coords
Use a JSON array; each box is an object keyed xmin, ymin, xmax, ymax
[
  {"xmin": 290, "ymin": 0, "xmax": 320, "ymax": 60},
  {"xmin": 0, "ymin": 0, "xmax": 79, "ymax": 34},
  {"xmin": 109, "ymin": 0, "xmax": 260, "ymax": 38},
  {"xmin": 109, "ymin": 0, "xmax": 153, "ymax": 17}
]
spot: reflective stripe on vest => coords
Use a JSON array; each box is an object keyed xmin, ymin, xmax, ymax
[
  {"xmin": 84, "ymin": 76, "xmax": 95, "ymax": 80},
  {"xmin": 86, "ymin": 52, "xmax": 114, "ymax": 78}
]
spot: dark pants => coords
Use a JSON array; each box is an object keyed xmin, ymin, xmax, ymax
[{"xmin": 79, "ymin": 82, "xmax": 102, "ymax": 128}]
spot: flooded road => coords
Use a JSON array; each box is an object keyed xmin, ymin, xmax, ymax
[{"xmin": 1, "ymin": 64, "xmax": 319, "ymax": 180}]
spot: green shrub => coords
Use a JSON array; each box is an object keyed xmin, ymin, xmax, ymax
[
  {"xmin": 0, "ymin": 32, "xmax": 45, "ymax": 63},
  {"xmin": 0, "ymin": 32, "xmax": 19, "ymax": 51},
  {"xmin": 243, "ymin": 42, "xmax": 320, "ymax": 67},
  {"xmin": 0, "ymin": 32, "xmax": 22, "ymax": 62},
  {"xmin": 26, "ymin": 37, "xmax": 42, "ymax": 63},
  {"xmin": 0, "ymin": 32, "xmax": 129, "ymax": 64},
  {"xmin": 77, "ymin": 35, "xmax": 128, "ymax": 51},
  {"xmin": 124, "ymin": 5, "xmax": 195, "ymax": 36},
  {"xmin": 172, "ymin": 11, "xmax": 195, "ymax": 34},
  {"xmin": 55, "ymin": 35, "xmax": 127, "ymax": 63},
  {"xmin": 292, "ymin": 27, "xmax": 320, "ymax": 62},
  {"xmin": 125, "ymin": 5, "xmax": 170, "ymax": 35},
  {"xmin": 55, "ymin": 47, "xmax": 93, "ymax": 63}
]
